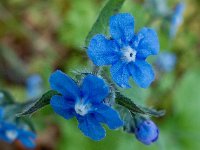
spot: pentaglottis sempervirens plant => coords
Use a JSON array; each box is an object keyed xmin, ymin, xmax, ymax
[
  {"xmin": 16, "ymin": 7, "xmax": 163, "ymax": 145},
  {"xmin": 3, "ymin": 0, "xmax": 190, "ymax": 148}
]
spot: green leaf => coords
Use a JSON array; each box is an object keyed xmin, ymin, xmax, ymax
[
  {"xmin": 115, "ymin": 92, "xmax": 145, "ymax": 114},
  {"xmin": 3, "ymin": 104, "xmax": 36, "ymax": 132},
  {"xmin": 85, "ymin": 0, "xmax": 126, "ymax": 46},
  {"xmin": 115, "ymin": 92, "xmax": 165, "ymax": 117},
  {"xmin": 140, "ymin": 107, "xmax": 165, "ymax": 117},
  {"xmin": 17, "ymin": 90, "xmax": 60, "ymax": 117}
]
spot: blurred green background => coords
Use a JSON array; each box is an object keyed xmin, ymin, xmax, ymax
[{"xmin": 0, "ymin": 0, "xmax": 200, "ymax": 150}]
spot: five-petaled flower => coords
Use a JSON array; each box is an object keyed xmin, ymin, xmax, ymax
[
  {"xmin": 49, "ymin": 70, "xmax": 123, "ymax": 141},
  {"xmin": 0, "ymin": 107, "xmax": 36, "ymax": 148},
  {"xmin": 134, "ymin": 119, "xmax": 159, "ymax": 145},
  {"xmin": 87, "ymin": 13, "xmax": 159, "ymax": 88}
]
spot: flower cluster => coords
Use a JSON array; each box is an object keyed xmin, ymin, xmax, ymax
[
  {"xmin": 0, "ymin": 107, "xmax": 36, "ymax": 148},
  {"xmin": 0, "ymin": 0, "xmax": 186, "ymax": 147},
  {"xmin": 49, "ymin": 13, "xmax": 160, "ymax": 144}
]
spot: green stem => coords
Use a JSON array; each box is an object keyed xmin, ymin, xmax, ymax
[
  {"xmin": 92, "ymin": 65, "xmax": 100, "ymax": 75},
  {"xmin": 101, "ymin": 71, "xmax": 145, "ymax": 114}
]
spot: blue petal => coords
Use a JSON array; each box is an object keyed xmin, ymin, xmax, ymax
[
  {"xmin": 0, "ymin": 123, "xmax": 18, "ymax": 143},
  {"xmin": 0, "ymin": 107, "xmax": 4, "ymax": 119},
  {"xmin": 49, "ymin": 70, "xmax": 80, "ymax": 100},
  {"xmin": 87, "ymin": 34, "xmax": 120, "ymax": 66},
  {"xmin": 110, "ymin": 61, "xmax": 131, "ymax": 88},
  {"xmin": 110, "ymin": 13, "xmax": 134, "ymax": 44},
  {"xmin": 134, "ymin": 28, "xmax": 159, "ymax": 59},
  {"xmin": 19, "ymin": 137, "xmax": 36, "ymax": 149},
  {"xmin": 3, "ymin": 122, "xmax": 17, "ymax": 130},
  {"xmin": 95, "ymin": 104, "xmax": 123, "ymax": 129},
  {"xmin": 156, "ymin": 52, "xmax": 177, "ymax": 72},
  {"xmin": 129, "ymin": 61, "xmax": 155, "ymax": 88},
  {"xmin": 26, "ymin": 74, "xmax": 43, "ymax": 99},
  {"xmin": 18, "ymin": 130, "xmax": 36, "ymax": 139},
  {"xmin": 50, "ymin": 95, "xmax": 75, "ymax": 120},
  {"xmin": 170, "ymin": 2, "xmax": 185, "ymax": 38},
  {"xmin": 18, "ymin": 130, "xmax": 36, "ymax": 148},
  {"xmin": 0, "ymin": 133, "xmax": 13, "ymax": 143},
  {"xmin": 81, "ymin": 75, "xmax": 109, "ymax": 104},
  {"xmin": 77, "ymin": 115, "xmax": 105, "ymax": 141}
]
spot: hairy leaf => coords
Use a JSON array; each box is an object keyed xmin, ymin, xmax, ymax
[
  {"xmin": 141, "ymin": 107, "xmax": 165, "ymax": 117},
  {"xmin": 17, "ymin": 90, "xmax": 60, "ymax": 117},
  {"xmin": 115, "ymin": 92, "xmax": 165, "ymax": 117},
  {"xmin": 85, "ymin": 0, "xmax": 125, "ymax": 46}
]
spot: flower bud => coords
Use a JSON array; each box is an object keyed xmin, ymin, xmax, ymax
[{"xmin": 135, "ymin": 119, "xmax": 159, "ymax": 145}]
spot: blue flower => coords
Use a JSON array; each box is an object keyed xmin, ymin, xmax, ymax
[
  {"xmin": 155, "ymin": 52, "xmax": 177, "ymax": 72},
  {"xmin": 0, "ymin": 107, "xmax": 36, "ymax": 148},
  {"xmin": 135, "ymin": 119, "xmax": 159, "ymax": 145},
  {"xmin": 0, "ymin": 121, "xmax": 18, "ymax": 143},
  {"xmin": 26, "ymin": 74, "xmax": 43, "ymax": 99},
  {"xmin": 87, "ymin": 13, "xmax": 159, "ymax": 88},
  {"xmin": 0, "ymin": 107, "xmax": 15, "ymax": 143},
  {"xmin": 170, "ymin": 2, "xmax": 185, "ymax": 38},
  {"xmin": 49, "ymin": 70, "xmax": 123, "ymax": 141}
]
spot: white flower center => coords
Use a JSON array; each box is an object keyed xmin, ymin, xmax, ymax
[
  {"xmin": 75, "ymin": 101, "xmax": 91, "ymax": 116},
  {"xmin": 6, "ymin": 130, "xmax": 18, "ymax": 141},
  {"xmin": 122, "ymin": 46, "xmax": 137, "ymax": 62}
]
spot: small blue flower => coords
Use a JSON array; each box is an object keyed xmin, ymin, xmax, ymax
[
  {"xmin": 0, "ymin": 121, "xmax": 18, "ymax": 143},
  {"xmin": 87, "ymin": 13, "xmax": 159, "ymax": 88},
  {"xmin": 170, "ymin": 2, "xmax": 185, "ymax": 38},
  {"xmin": 135, "ymin": 119, "xmax": 159, "ymax": 145},
  {"xmin": 49, "ymin": 70, "xmax": 123, "ymax": 141},
  {"xmin": 155, "ymin": 52, "xmax": 177, "ymax": 72},
  {"xmin": 26, "ymin": 74, "xmax": 43, "ymax": 99},
  {"xmin": 0, "ymin": 107, "xmax": 15, "ymax": 143},
  {"xmin": 0, "ymin": 107, "xmax": 36, "ymax": 148}
]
